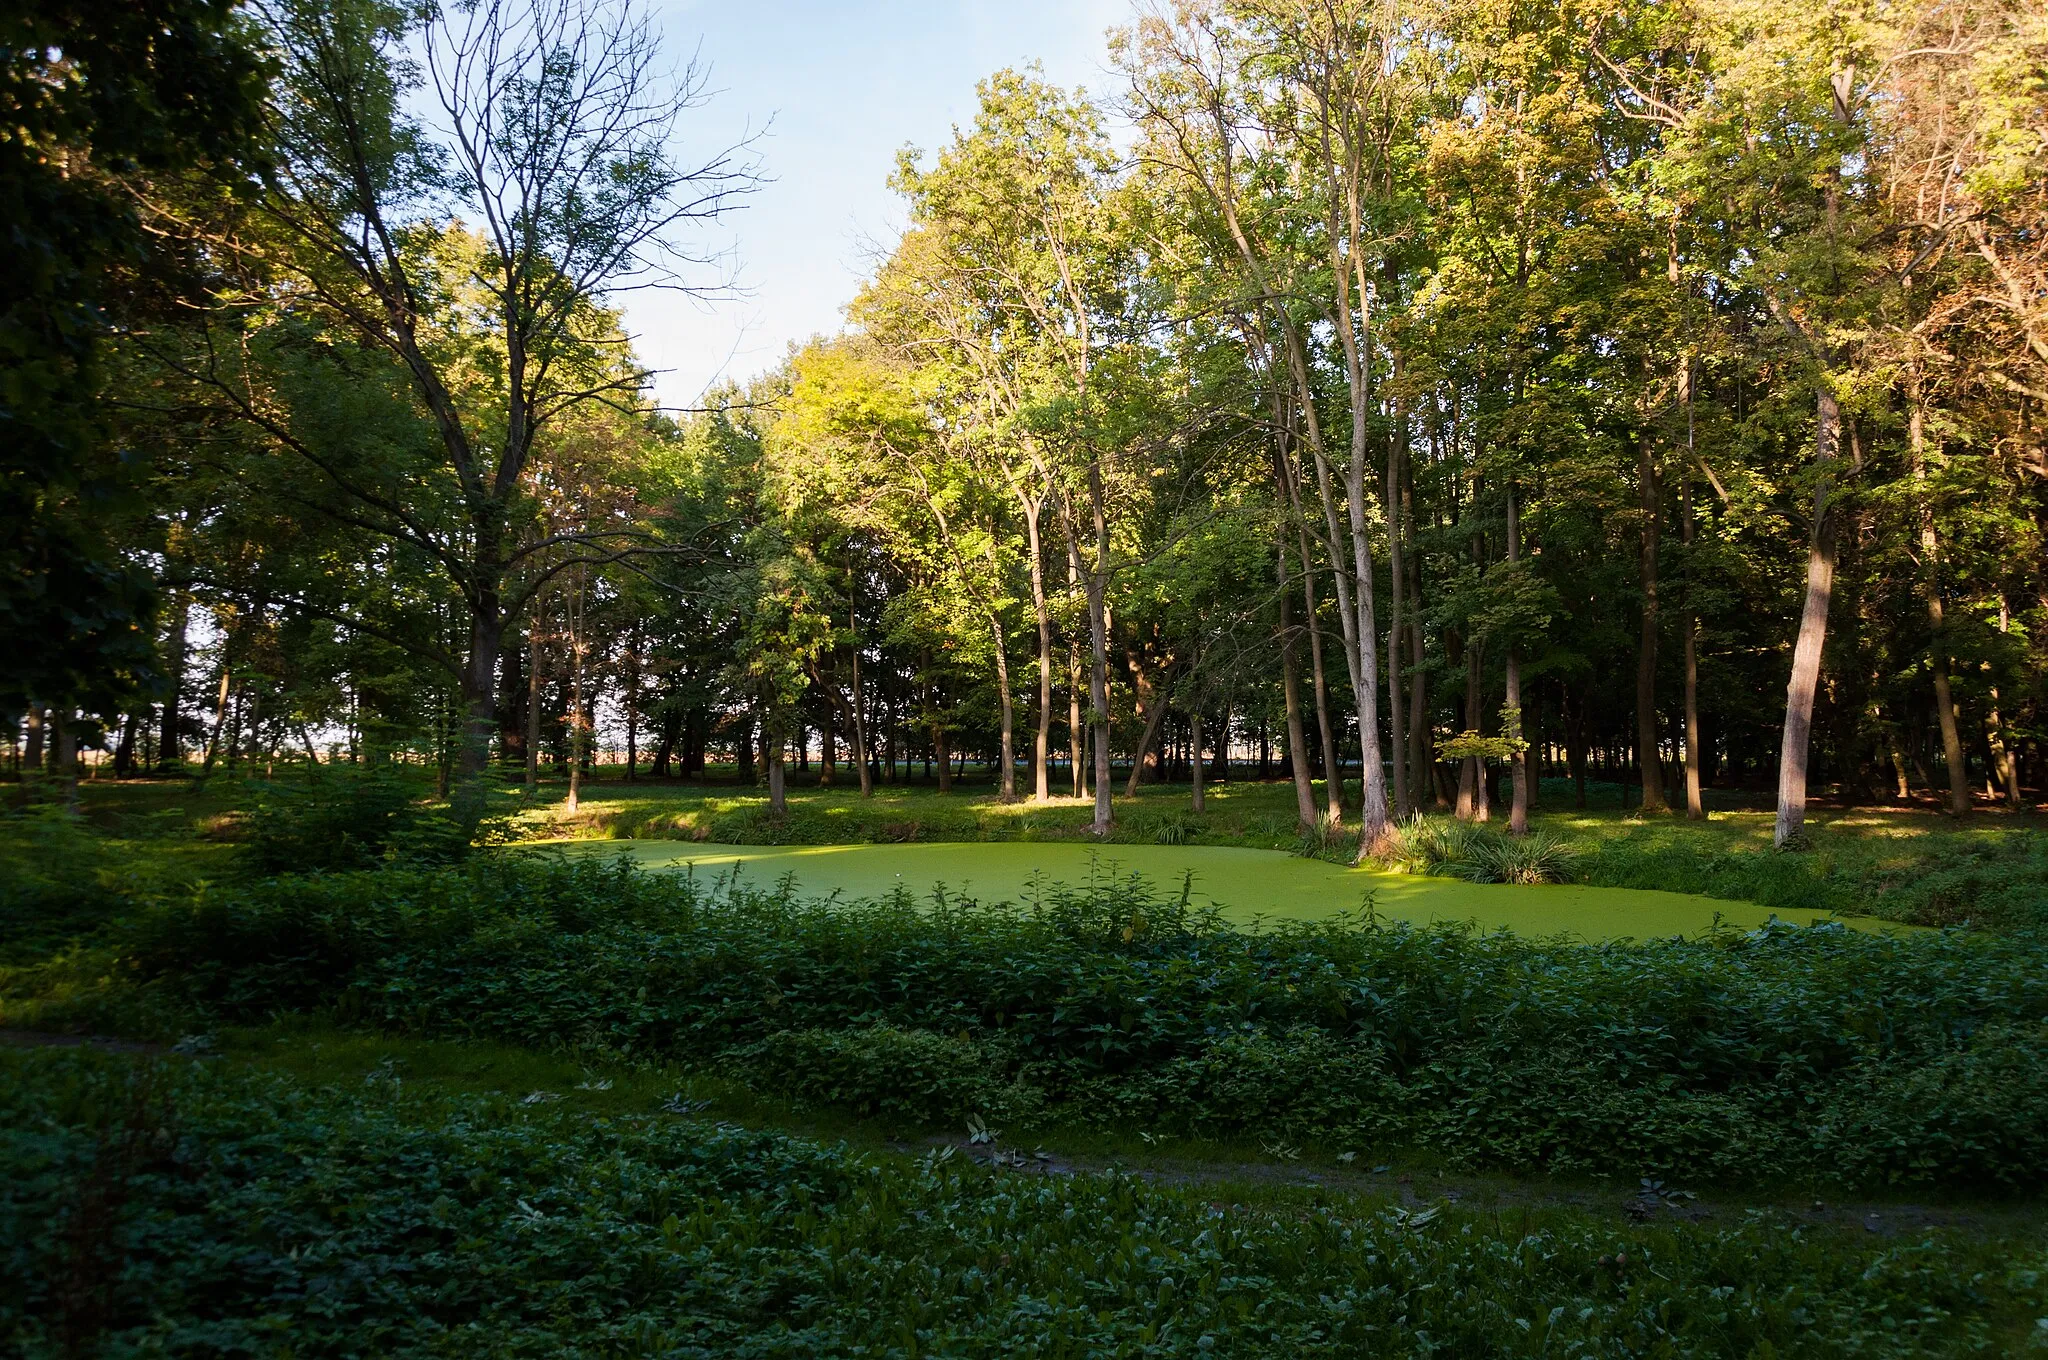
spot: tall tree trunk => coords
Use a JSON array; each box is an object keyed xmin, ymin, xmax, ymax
[
  {"xmin": 848, "ymin": 627, "xmax": 874, "ymax": 798},
  {"xmin": 1682, "ymin": 600, "xmax": 1705, "ymax": 820},
  {"xmin": 1083, "ymin": 473, "xmax": 1114, "ymax": 835},
  {"xmin": 1297, "ymin": 528, "xmax": 1344, "ymax": 823},
  {"xmin": 1122, "ymin": 658, "xmax": 1172, "ymax": 798},
  {"xmin": 52, "ymin": 710, "xmax": 77, "ymax": 809},
  {"xmin": 1408, "ymin": 546, "xmax": 1432, "ymax": 811},
  {"xmin": 1989, "ymin": 596, "xmax": 2022, "ymax": 809},
  {"xmin": 1565, "ymin": 682, "xmax": 1588, "ymax": 808},
  {"xmin": 991, "ymin": 609, "xmax": 1017, "ymax": 801},
  {"xmin": 736, "ymin": 715, "xmax": 756, "ymax": 783},
  {"xmin": 1460, "ymin": 640, "xmax": 1487, "ymax": 823},
  {"xmin": 114, "ymin": 711, "xmax": 139, "ymax": 777},
  {"xmin": 1773, "ymin": 386, "xmax": 1843, "ymax": 848},
  {"xmin": 1278, "ymin": 541, "xmax": 1319, "ymax": 831},
  {"xmin": 564, "ymin": 588, "xmax": 585, "ymax": 815},
  {"xmin": 1681, "ymin": 377, "xmax": 1706, "ymax": 821},
  {"xmin": 201, "ymin": 656, "xmax": 232, "ymax": 775},
  {"xmin": 767, "ymin": 731, "xmax": 786, "ymax": 814},
  {"xmin": 1190, "ymin": 707, "xmax": 1206, "ymax": 813},
  {"xmin": 1066, "ymin": 554, "xmax": 1086, "ymax": 800},
  {"xmin": 1909, "ymin": 382, "xmax": 1971, "ymax": 817},
  {"xmin": 806, "ymin": 700, "xmax": 823, "ymax": 786},
  {"xmin": 1506, "ymin": 486, "xmax": 1529, "ymax": 836},
  {"xmin": 1322, "ymin": 138, "xmax": 1390, "ymax": 858},
  {"xmin": 1022, "ymin": 494, "xmax": 1053, "ymax": 802},
  {"xmin": 158, "ymin": 586, "xmax": 189, "ymax": 771},
  {"xmin": 1636, "ymin": 426, "xmax": 1670, "ymax": 813},
  {"xmin": 458, "ymin": 583, "xmax": 504, "ymax": 788},
  {"xmin": 933, "ymin": 712, "xmax": 952, "ymax": 795},
  {"xmin": 1385, "ymin": 375, "xmax": 1410, "ymax": 821},
  {"xmin": 1277, "ymin": 334, "xmax": 1351, "ymax": 827},
  {"xmin": 524, "ymin": 625, "xmax": 542, "ymax": 796}
]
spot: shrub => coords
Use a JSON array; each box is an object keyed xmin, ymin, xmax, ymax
[
  {"xmin": 732, "ymin": 1024, "xmax": 1044, "ymax": 1124},
  {"xmin": 1152, "ymin": 810, "xmax": 1203, "ymax": 845},
  {"xmin": 0, "ymin": 810, "xmax": 114, "ymax": 962},
  {"xmin": 243, "ymin": 769, "xmax": 474, "ymax": 874}
]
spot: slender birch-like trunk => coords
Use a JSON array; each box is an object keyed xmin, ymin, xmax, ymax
[
  {"xmin": 1909, "ymin": 376, "xmax": 1970, "ymax": 816},
  {"xmin": 1636, "ymin": 424, "xmax": 1670, "ymax": 813},
  {"xmin": 158, "ymin": 586, "xmax": 190, "ymax": 771},
  {"xmin": 1773, "ymin": 385, "xmax": 1843, "ymax": 848},
  {"xmin": 1506, "ymin": 485, "xmax": 1529, "ymax": 836},
  {"xmin": 1278, "ymin": 539, "xmax": 1319, "ymax": 830}
]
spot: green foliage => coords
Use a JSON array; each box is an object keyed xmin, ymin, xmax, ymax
[
  {"xmin": 733, "ymin": 1024, "xmax": 1044, "ymax": 1124},
  {"xmin": 59, "ymin": 854, "xmax": 2048, "ymax": 1191},
  {"xmin": 0, "ymin": 811, "xmax": 117, "ymax": 963},
  {"xmin": 1, "ymin": 0, "xmax": 267, "ymax": 718},
  {"xmin": 1437, "ymin": 730, "xmax": 1528, "ymax": 765},
  {"xmin": 242, "ymin": 769, "xmax": 487, "ymax": 874},
  {"xmin": 7, "ymin": 1048, "xmax": 2043, "ymax": 1358}
]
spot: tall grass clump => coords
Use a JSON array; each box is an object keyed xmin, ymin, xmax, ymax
[
  {"xmin": 1386, "ymin": 816, "xmax": 1577, "ymax": 884},
  {"xmin": 53, "ymin": 853, "xmax": 2048, "ymax": 1192}
]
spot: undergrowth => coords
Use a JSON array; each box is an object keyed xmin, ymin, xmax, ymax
[
  {"xmin": 10, "ymin": 854, "xmax": 2044, "ymax": 1193},
  {"xmin": 4, "ymin": 1046, "xmax": 2043, "ymax": 1358}
]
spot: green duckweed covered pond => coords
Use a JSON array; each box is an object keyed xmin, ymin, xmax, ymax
[{"xmin": 524, "ymin": 839, "xmax": 1909, "ymax": 941}]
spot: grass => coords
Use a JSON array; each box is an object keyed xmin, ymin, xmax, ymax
[{"xmin": 524, "ymin": 838, "xmax": 1894, "ymax": 940}]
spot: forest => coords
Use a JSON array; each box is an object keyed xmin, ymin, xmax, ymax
[
  {"xmin": 3, "ymin": 0, "xmax": 2047, "ymax": 1353},
  {"xmin": 8, "ymin": 0, "xmax": 2045, "ymax": 850}
]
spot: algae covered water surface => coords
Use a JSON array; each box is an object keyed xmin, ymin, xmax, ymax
[{"xmin": 527, "ymin": 839, "xmax": 1895, "ymax": 940}]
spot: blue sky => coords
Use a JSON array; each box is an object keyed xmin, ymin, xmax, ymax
[{"xmin": 629, "ymin": 0, "xmax": 1126, "ymax": 410}]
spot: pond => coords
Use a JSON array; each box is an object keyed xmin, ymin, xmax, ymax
[{"xmin": 524, "ymin": 839, "xmax": 1900, "ymax": 942}]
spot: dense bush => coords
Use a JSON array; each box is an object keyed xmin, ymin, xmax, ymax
[
  {"xmin": 79, "ymin": 854, "xmax": 2048, "ymax": 1191},
  {"xmin": 5, "ymin": 1048, "xmax": 2042, "ymax": 1358},
  {"xmin": 732, "ymin": 1023, "xmax": 1046, "ymax": 1123},
  {"xmin": 243, "ymin": 769, "xmax": 480, "ymax": 874},
  {"xmin": 0, "ymin": 811, "xmax": 114, "ymax": 963}
]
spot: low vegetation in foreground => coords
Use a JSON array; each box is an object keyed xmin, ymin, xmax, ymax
[
  {"xmin": 5, "ymin": 796, "xmax": 2046, "ymax": 1354},
  {"xmin": 7, "ymin": 1043, "xmax": 2046, "ymax": 1358}
]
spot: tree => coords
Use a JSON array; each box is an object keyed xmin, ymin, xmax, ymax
[
  {"xmin": 1, "ymin": 0, "xmax": 266, "ymax": 759},
  {"xmin": 210, "ymin": 0, "xmax": 753, "ymax": 787}
]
